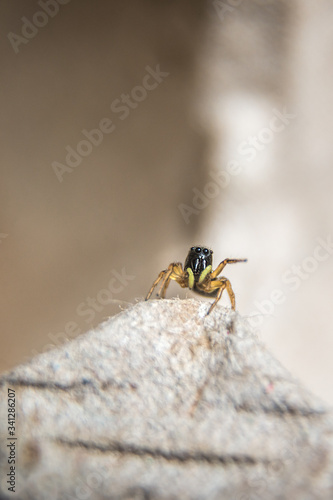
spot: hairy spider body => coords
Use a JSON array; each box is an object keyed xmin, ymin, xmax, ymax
[{"xmin": 145, "ymin": 246, "xmax": 247, "ymax": 315}]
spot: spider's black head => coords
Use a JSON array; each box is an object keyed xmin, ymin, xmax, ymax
[{"xmin": 184, "ymin": 246, "xmax": 213, "ymax": 280}]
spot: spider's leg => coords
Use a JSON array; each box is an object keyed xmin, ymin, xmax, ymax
[
  {"xmin": 159, "ymin": 263, "xmax": 184, "ymax": 298},
  {"xmin": 206, "ymin": 279, "xmax": 226, "ymax": 315},
  {"xmin": 145, "ymin": 269, "xmax": 168, "ymax": 300},
  {"xmin": 211, "ymin": 258, "xmax": 247, "ymax": 279},
  {"xmin": 224, "ymin": 278, "xmax": 236, "ymax": 310},
  {"xmin": 206, "ymin": 277, "xmax": 236, "ymax": 315},
  {"xmin": 157, "ymin": 265, "xmax": 174, "ymax": 297}
]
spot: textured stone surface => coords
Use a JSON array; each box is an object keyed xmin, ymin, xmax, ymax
[{"xmin": 0, "ymin": 298, "xmax": 333, "ymax": 499}]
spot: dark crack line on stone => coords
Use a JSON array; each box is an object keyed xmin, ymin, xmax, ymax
[
  {"xmin": 233, "ymin": 402, "xmax": 326, "ymax": 417},
  {"xmin": 1, "ymin": 379, "xmax": 326, "ymax": 419},
  {"xmin": 55, "ymin": 437, "xmax": 271, "ymax": 466},
  {"xmin": 0, "ymin": 377, "xmax": 137, "ymax": 394},
  {"xmin": 0, "ymin": 378, "xmax": 97, "ymax": 391}
]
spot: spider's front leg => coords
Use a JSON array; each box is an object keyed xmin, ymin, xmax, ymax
[
  {"xmin": 158, "ymin": 262, "xmax": 187, "ymax": 298},
  {"xmin": 206, "ymin": 277, "xmax": 236, "ymax": 315},
  {"xmin": 211, "ymin": 258, "xmax": 247, "ymax": 279},
  {"xmin": 145, "ymin": 262, "xmax": 185, "ymax": 301}
]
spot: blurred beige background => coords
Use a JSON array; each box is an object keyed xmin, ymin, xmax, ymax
[{"xmin": 1, "ymin": 0, "xmax": 333, "ymax": 405}]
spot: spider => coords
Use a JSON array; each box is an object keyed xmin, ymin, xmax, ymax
[{"xmin": 145, "ymin": 246, "xmax": 247, "ymax": 315}]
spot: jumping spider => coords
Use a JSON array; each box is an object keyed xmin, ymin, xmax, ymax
[{"xmin": 146, "ymin": 246, "xmax": 247, "ymax": 315}]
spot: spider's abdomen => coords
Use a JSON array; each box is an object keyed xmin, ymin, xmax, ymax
[{"xmin": 184, "ymin": 246, "xmax": 213, "ymax": 282}]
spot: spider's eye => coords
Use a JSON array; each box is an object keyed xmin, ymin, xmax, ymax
[
  {"xmin": 191, "ymin": 246, "xmax": 195, "ymax": 251},
  {"xmin": 203, "ymin": 248, "xmax": 209, "ymax": 255},
  {"xmin": 195, "ymin": 247, "xmax": 201, "ymax": 253}
]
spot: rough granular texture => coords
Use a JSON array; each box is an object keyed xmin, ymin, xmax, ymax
[{"xmin": 0, "ymin": 299, "xmax": 332, "ymax": 499}]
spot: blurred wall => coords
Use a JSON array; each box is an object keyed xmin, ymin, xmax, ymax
[
  {"xmin": 1, "ymin": 0, "xmax": 333, "ymax": 405},
  {"xmin": 0, "ymin": 0, "xmax": 210, "ymax": 368},
  {"xmin": 197, "ymin": 0, "xmax": 333, "ymax": 405}
]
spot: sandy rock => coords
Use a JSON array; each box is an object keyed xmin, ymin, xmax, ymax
[{"xmin": 0, "ymin": 299, "xmax": 332, "ymax": 499}]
